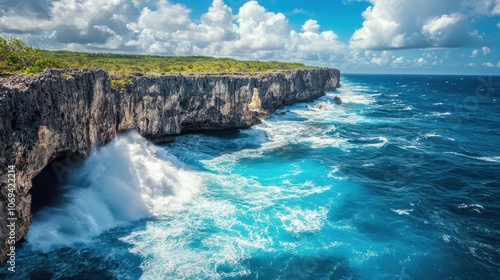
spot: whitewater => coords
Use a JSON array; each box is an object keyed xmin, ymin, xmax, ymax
[{"xmin": 2, "ymin": 74, "xmax": 499, "ymax": 279}]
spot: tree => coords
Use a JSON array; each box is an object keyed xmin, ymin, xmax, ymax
[{"xmin": 0, "ymin": 37, "xmax": 42, "ymax": 74}]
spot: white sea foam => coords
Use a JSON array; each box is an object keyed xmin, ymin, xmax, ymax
[
  {"xmin": 119, "ymin": 168, "xmax": 333, "ymax": 279},
  {"xmin": 26, "ymin": 131, "xmax": 203, "ymax": 252},
  {"xmin": 458, "ymin": 203, "xmax": 484, "ymax": 213},
  {"xmin": 328, "ymin": 165, "xmax": 346, "ymax": 180},
  {"xmin": 365, "ymin": 136, "xmax": 388, "ymax": 148},
  {"xmin": 445, "ymin": 152, "xmax": 500, "ymax": 163},
  {"xmin": 391, "ymin": 209, "xmax": 413, "ymax": 215},
  {"xmin": 120, "ymin": 212, "xmax": 255, "ymax": 279},
  {"xmin": 431, "ymin": 112, "xmax": 452, "ymax": 116},
  {"xmin": 290, "ymin": 90, "xmax": 378, "ymax": 125},
  {"xmin": 401, "ymin": 145, "xmax": 420, "ymax": 150},
  {"xmin": 308, "ymin": 135, "xmax": 347, "ymax": 148},
  {"xmin": 424, "ymin": 133, "xmax": 441, "ymax": 138},
  {"xmin": 347, "ymin": 136, "xmax": 388, "ymax": 149},
  {"xmin": 330, "ymin": 90, "xmax": 376, "ymax": 105},
  {"xmin": 278, "ymin": 206, "xmax": 328, "ymax": 236},
  {"xmin": 257, "ymin": 119, "xmax": 346, "ymax": 150},
  {"xmin": 473, "ymin": 156, "xmax": 500, "ymax": 163},
  {"xmin": 443, "ymin": 235, "xmax": 451, "ymax": 242}
]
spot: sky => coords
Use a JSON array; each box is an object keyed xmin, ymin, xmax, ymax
[{"xmin": 1, "ymin": 0, "xmax": 500, "ymax": 74}]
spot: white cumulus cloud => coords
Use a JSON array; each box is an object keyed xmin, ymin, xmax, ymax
[
  {"xmin": 289, "ymin": 20, "xmax": 344, "ymax": 54},
  {"xmin": 494, "ymin": 0, "xmax": 500, "ymax": 14},
  {"xmin": 302, "ymin": 19, "xmax": 320, "ymax": 33},
  {"xmin": 196, "ymin": 0, "xmax": 236, "ymax": 42},
  {"xmin": 0, "ymin": 0, "xmax": 139, "ymax": 47},
  {"xmin": 393, "ymin": 56, "xmax": 405, "ymax": 64},
  {"xmin": 230, "ymin": 1, "xmax": 289, "ymax": 51},
  {"xmin": 349, "ymin": 0, "xmax": 497, "ymax": 50},
  {"xmin": 135, "ymin": 0, "xmax": 194, "ymax": 32},
  {"xmin": 415, "ymin": 57, "xmax": 427, "ymax": 66},
  {"xmin": 122, "ymin": 1, "xmax": 346, "ymax": 62},
  {"xmin": 371, "ymin": 57, "xmax": 384, "ymax": 65}
]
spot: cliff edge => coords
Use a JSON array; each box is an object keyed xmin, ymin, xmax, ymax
[{"xmin": 0, "ymin": 68, "xmax": 339, "ymax": 264}]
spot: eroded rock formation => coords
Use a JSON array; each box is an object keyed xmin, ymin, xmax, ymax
[{"xmin": 0, "ymin": 68, "xmax": 339, "ymax": 264}]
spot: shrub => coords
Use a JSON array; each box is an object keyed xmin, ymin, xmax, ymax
[
  {"xmin": 0, "ymin": 37, "xmax": 42, "ymax": 74},
  {"xmin": 23, "ymin": 58, "xmax": 66, "ymax": 74}
]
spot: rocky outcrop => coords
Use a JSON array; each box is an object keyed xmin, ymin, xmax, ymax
[
  {"xmin": 0, "ymin": 67, "xmax": 339, "ymax": 264},
  {"xmin": 334, "ymin": 96, "xmax": 342, "ymax": 105}
]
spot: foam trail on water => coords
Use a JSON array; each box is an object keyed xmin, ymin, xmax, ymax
[
  {"xmin": 26, "ymin": 131, "xmax": 202, "ymax": 252},
  {"xmin": 445, "ymin": 152, "xmax": 500, "ymax": 163}
]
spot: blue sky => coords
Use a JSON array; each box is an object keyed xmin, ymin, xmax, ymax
[{"xmin": 1, "ymin": 0, "xmax": 500, "ymax": 74}]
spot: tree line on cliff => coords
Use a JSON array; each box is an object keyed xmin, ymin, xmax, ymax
[
  {"xmin": 0, "ymin": 37, "xmax": 63, "ymax": 74},
  {"xmin": 0, "ymin": 37, "xmax": 315, "ymax": 77}
]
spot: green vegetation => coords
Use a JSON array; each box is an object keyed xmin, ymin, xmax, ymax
[
  {"xmin": 41, "ymin": 50, "xmax": 314, "ymax": 74},
  {"xmin": 0, "ymin": 37, "xmax": 64, "ymax": 74},
  {"xmin": 0, "ymin": 37, "xmax": 41, "ymax": 73},
  {"xmin": 1, "ymin": 36, "xmax": 318, "ymax": 88}
]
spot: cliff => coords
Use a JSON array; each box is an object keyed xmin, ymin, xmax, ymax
[{"xmin": 0, "ymin": 68, "xmax": 339, "ymax": 264}]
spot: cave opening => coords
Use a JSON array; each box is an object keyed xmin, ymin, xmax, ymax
[{"xmin": 30, "ymin": 152, "xmax": 84, "ymax": 215}]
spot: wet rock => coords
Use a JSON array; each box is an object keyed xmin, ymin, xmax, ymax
[{"xmin": 334, "ymin": 96, "xmax": 342, "ymax": 104}]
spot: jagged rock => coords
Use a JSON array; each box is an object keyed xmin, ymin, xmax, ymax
[
  {"xmin": 334, "ymin": 96, "xmax": 342, "ymax": 105},
  {"xmin": 0, "ymin": 68, "xmax": 340, "ymax": 264}
]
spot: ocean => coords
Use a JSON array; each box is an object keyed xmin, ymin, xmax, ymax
[{"xmin": 3, "ymin": 74, "xmax": 499, "ymax": 279}]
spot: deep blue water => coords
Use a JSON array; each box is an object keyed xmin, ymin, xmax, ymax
[{"xmin": 3, "ymin": 74, "xmax": 500, "ymax": 279}]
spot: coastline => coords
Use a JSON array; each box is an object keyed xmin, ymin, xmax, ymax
[{"xmin": 0, "ymin": 67, "xmax": 340, "ymax": 264}]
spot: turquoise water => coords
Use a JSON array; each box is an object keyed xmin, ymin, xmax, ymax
[{"xmin": 3, "ymin": 74, "xmax": 499, "ymax": 279}]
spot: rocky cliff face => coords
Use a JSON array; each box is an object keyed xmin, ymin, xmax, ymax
[{"xmin": 0, "ymin": 68, "xmax": 339, "ymax": 264}]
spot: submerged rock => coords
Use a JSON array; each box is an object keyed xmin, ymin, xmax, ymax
[{"xmin": 316, "ymin": 103, "xmax": 326, "ymax": 109}]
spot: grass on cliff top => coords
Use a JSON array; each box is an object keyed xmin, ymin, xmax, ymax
[
  {"xmin": 1, "ymin": 37, "xmax": 316, "ymax": 77},
  {"xmin": 42, "ymin": 50, "xmax": 315, "ymax": 74}
]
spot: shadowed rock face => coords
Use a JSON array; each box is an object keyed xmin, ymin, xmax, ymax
[{"xmin": 0, "ymin": 68, "xmax": 339, "ymax": 264}]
